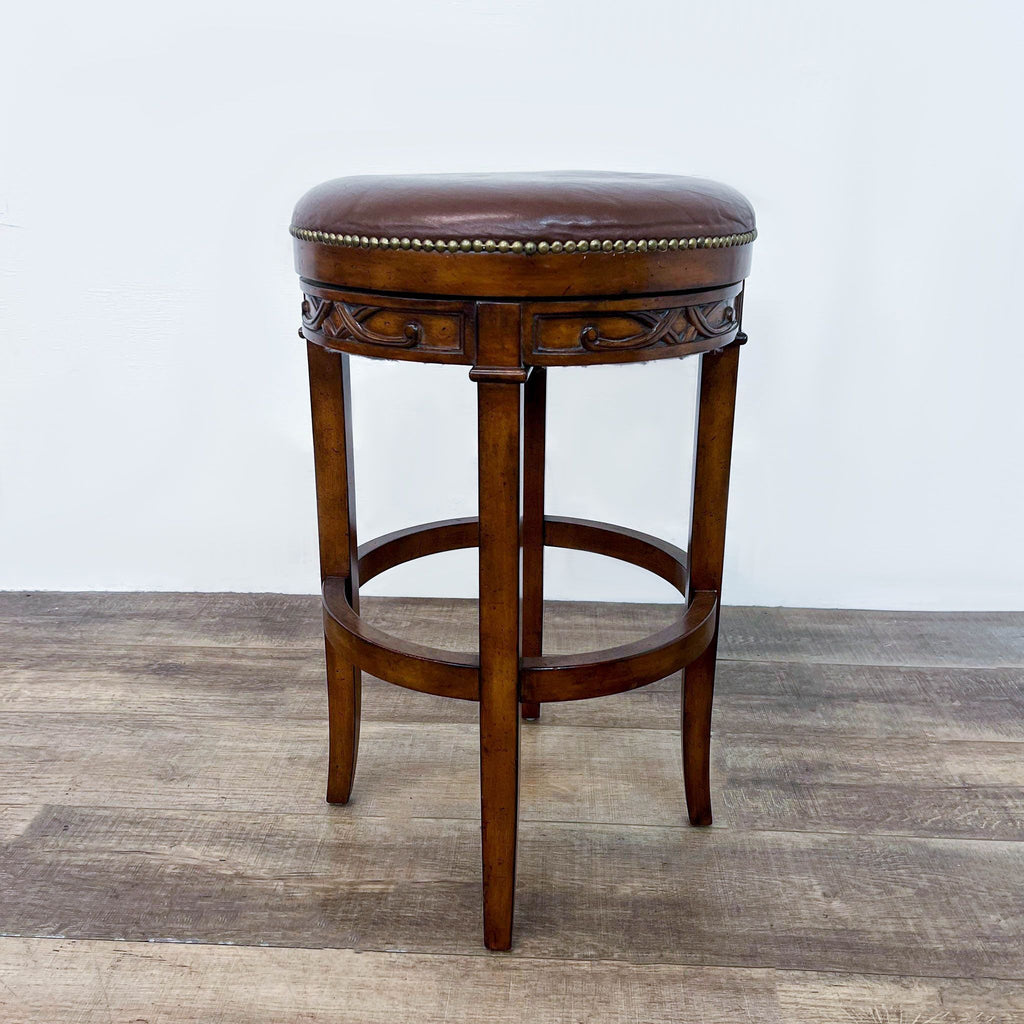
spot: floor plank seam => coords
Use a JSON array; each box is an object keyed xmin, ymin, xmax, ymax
[
  {"xmin": 4, "ymin": 709, "xmax": 1024, "ymax": 749},
  {"xmin": 718, "ymin": 655, "xmax": 1024, "ymax": 670},
  {"xmin": 2, "ymin": 637, "xmax": 1021, "ymax": 672},
  {"xmin": 0, "ymin": 933, "xmax": 1020, "ymax": 985},
  {"xmin": 3, "ymin": 803, "xmax": 1022, "ymax": 845}
]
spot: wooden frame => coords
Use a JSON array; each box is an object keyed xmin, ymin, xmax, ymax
[{"xmin": 303, "ymin": 265, "xmax": 744, "ymax": 951}]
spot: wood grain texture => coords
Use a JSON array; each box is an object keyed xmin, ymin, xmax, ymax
[
  {"xmin": 5, "ymin": 937, "xmax": 1024, "ymax": 1024},
  {"xmin": 0, "ymin": 805, "xmax": 38, "ymax": 842},
  {"xmin": 683, "ymin": 341, "xmax": 741, "ymax": 824},
  {"xmin": 3, "ymin": 805, "xmax": 1023, "ymax": 978},
  {"xmin": 3, "ymin": 640, "xmax": 1022, "ymax": 742},
  {"xmin": 2, "ymin": 938, "xmax": 779, "ymax": 1024},
  {"xmin": 307, "ymin": 343, "xmax": 362, "ymax": 804},
  {"xmin": 520, "ymin": 365, "xmax": 546, "ymax": 722},
  {"xmin": 475, "ymin": 302, "xmax": 525, "ymax": 949},
  {"xmin": 1, "ymin": 592, "xmax": 1023, "ymax": 1020},
  {"xmin": 3, "ymin": 593, "xmax": 1021, "ymax": 666},
  {"xmin": 3, "ymin": 714, "xmax": 1022, "ymax": 839},
  {"xmin": 717, "ymin": 605, "xmax": 1024, "ymax": 667}
]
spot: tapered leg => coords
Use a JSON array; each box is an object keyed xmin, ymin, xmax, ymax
[
  {"xmin": 521, "ymin": 366, "xmax": 547, "ymax": 722},
  {"xmin": 682, "ymin": 642, "xmax": 716, "ymax": 826},
  {"xmin": 307, "ymin": 341, "xmax": 361, "ymax": 805},
  {"xmin": 683, "ymin": 339, "xmax": 740, "ymax": 827},
  {"xmin": 324, "ymin": 636, "xmax": 361, "ymax": 804},
  {"xmin": 474, "ymin": 304, "xmax": 524, "ymax": 951}
]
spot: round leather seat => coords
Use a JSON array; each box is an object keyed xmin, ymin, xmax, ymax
[{"xmin": 291, "ymin": 171, "xmax": 756, "ymax": 298}]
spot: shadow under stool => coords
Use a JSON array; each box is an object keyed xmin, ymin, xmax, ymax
[{"xmin": 289, "ymin": 170, "xmax": 756, "ymax": 950}]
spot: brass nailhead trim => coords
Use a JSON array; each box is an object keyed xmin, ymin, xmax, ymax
[{"xmin": 290, "ymin": 226, "xmax": 757, "ymax": 253}]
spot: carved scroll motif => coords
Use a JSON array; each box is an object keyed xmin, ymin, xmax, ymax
[
  {"xmin": 578, "ymin": 301, "xmax": 736, "ymax": 352},
  {"xmin": 301, "ymin": 295, "xmax": 422, "ymax": 348}
]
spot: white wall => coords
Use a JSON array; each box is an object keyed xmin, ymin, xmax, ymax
[{"xmin": 2, "ymin": 0, "xmax": 1022, "ymax": 609}]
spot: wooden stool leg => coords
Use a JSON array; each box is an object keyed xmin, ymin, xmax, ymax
[
  {"xmin": 683, "ymin": 340, "xmax": 740, "ymax": 827},
  {"xmin": 307, "ymin": 342, "xmax": 361, "ymax": 806},
  {"xmin": 521, "ymin": 366, "xmax": 547, "ymax": 722},
  {"xmin": 475, "ymin": 304, "xmax": 523, "ymax": 951}
]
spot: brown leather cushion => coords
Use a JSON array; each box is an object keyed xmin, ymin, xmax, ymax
[{"xmin": 291, "ymin": 171, "xmax": 755, "ymax": 249}]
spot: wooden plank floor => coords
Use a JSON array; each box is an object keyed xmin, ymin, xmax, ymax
[{"xmin": 1, "ymin": 593, "xmax": 1022, "ymax": 1022}]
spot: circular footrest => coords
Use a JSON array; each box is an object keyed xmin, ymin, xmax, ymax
[{"xmin": 321, "ymin": 516, "xmax": 718, "ymax": 703}]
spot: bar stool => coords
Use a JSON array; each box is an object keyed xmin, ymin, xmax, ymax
[{"xmin": 290, "ymin": 171, "xmax": 755, "ymax": 950}]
